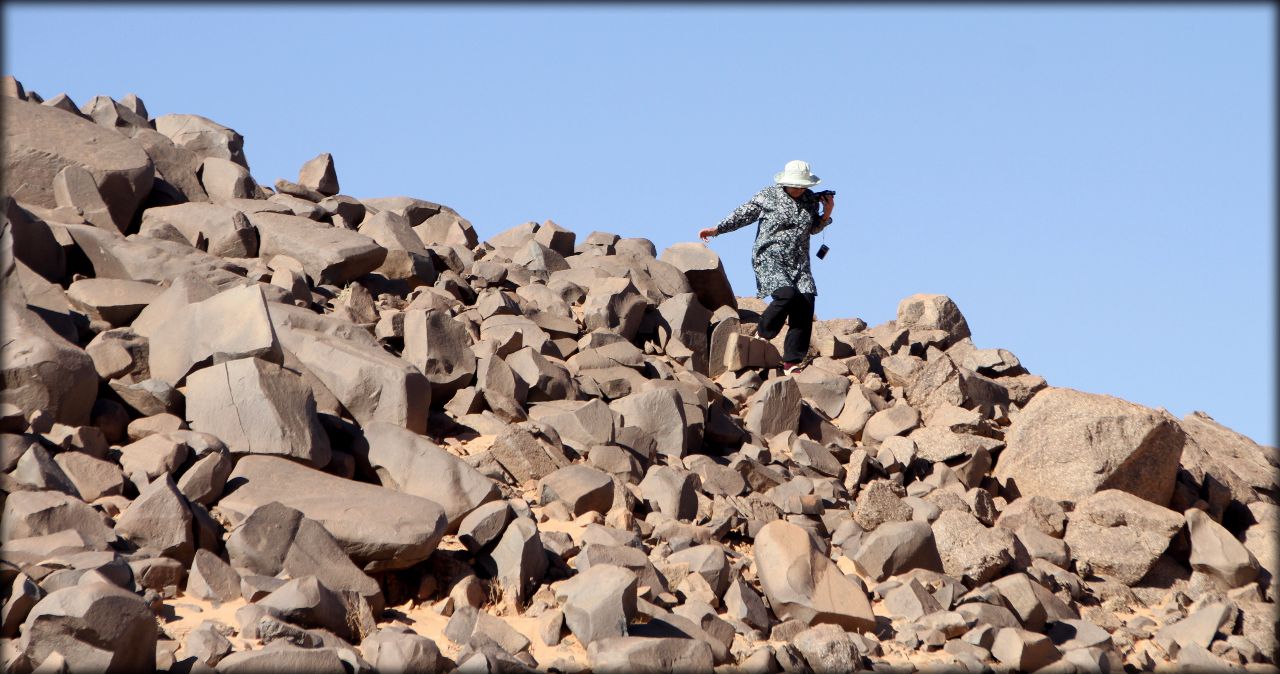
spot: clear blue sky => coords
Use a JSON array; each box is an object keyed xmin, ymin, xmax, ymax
[{"xmin": 5, "ymin": 4, "xmax": 1274, "ymax": 445}]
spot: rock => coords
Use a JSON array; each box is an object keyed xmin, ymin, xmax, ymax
[
  {"xmin": 458, "ymin": 501, "xmax": 514, "ymax": 553},
  {"xmin": 883, "ymin": 578, "xmax": 943, "ymax": 621},
  {"xmin": 848, "ymin": 519, "xmax": 945, "ymax": 582},
  {"xmin": 185, "ymin": 357, "xmax": 331, "ymax": 467},
  {"xmin": 587, "ymin": 636, "xmax": 714, "ymax": 674},
  {"xmin": 2, "ymin": 574, "xmax": 42, "ymax": 639},
  {"xmin": 114, "ymin": 475, "xmax": 194, "ymax": 564},
  {"xmin": 852, "ymin": 479, "xmax": 913, "ymax": 531},
  {"xmin": 357, "ymin": 210, "xmax": 437, "ymax": 288},
  {"xmin": 199, "ymin": 157, "xmax": 257, "ymax": 200},
  {"xmin": 258, "ymin": 575, "xmax": 362, "ymax": 642},
  {"xmin": 793, "ymin": 623, "xmax": 860, "ymax": 674},
  {"xmin": 990, "ymin": 627, "xmax": 1061, "ymax": 671},
  {"xmin": 907, "ymin": 426, "xmax": 1004, "ymax": 464},
  {"xmin": 153, "ymin": 113, "xmax": 247, "ymax": 167},
  {"xmin": 1186, "ymin": 508, "xmax": 1258, "ymax": 588},
  {"xmin": 1179, "ymin": 411, "xmax": 1278, "ymax": 507},
  {"xmin": 12, "ymin": 444, "xmax": 78, "ymax": 496},
  {"xmin": 183, "ymin": 621, "xmax": 233, "ymax": 667},
  {"xmin": 401, "ymin": 308, "xmax": 476, "ymax": 405},
  {"xmin": 0, "ymin": 490, "xmax": 114, "ymax": 548},
  {"xmin": 1, "ymin": 301, "xmax": 97, "ymax": 426},
  {"xmin": 298, "ymin": 153, "xmax": 339, "ymax": 196},
  {"xmin": 185, "ymin": 549, "xmax": 242, "ymax": 604},
  {"xmin": 1154, "ymin": 601, "xmax": 1232, "ymax": 653},
  {"xmin": 352, "ymin": 422, "xmax": 498, "ymax": 531},
  {"xmin": 214, "ymin": 646, "xmax": 348, "ymax": 673},
  {"xmin": 996, "ymin": 495, "xmax": 1067, "ymax": 538},
  {"xmin": 659, "ymin": 243, "xmax": 736, "ymax": 311},
  {"xmin": 52, "ymin": 451, "xmax": 125, "ymax": 502},
  {"xmin": 581, "ymin": 277, "xmax": 647, "ymax": 341},
  {"xmin": 862, "ymin": 403, "xmax": 920, "ymax": 445},
  {"xmin": 1063, "ymin": 489, "xmax": 1184, "ymax": 585},
  {"xmin": 224, "ymin": 501, "xmax": 381, "ymax": 610},
  {"xmin": 637, "ymin": 465, "xmax": 699, "ymax": 521},
  {"xmin": 51, "ymin": 164, "xmax": 115, "ymax": 231},
  {"xmin": 993, "ymin": 387, "xmax": 1187, "ymax": 506},
  {"xmin": 488, "ymin": 423, "xmax": 573, "ymax": 484},
  {"xmin": 610, "ymin": 388, "xmax": 688, "ymax": 458},
  {"xmin": 507, "ymin": 347, "xmax": 575, "ymax": 403},
  {"xmin": 490, "ymin": 516, "xmax": 546, "ymax": 604},
  {"xmin": 444, "ymin": 605, "xmax": 531, "ymax": 655},
  {"xmin": 138, "ymin": 203, "xmax": 257, "ymax": 258},
  {"xmin": 990, "ymin": 572, "xmax": 1077, "ymax": 631},
  {"xmin": 931, "ymin": 509, "xmax": 1013, "ymax": 586},
  {"xmin": 896, "ymin": 294, "xmax": 971, "ymax": 348},
  {"xmin": 743, "ymin": 377, "xmax": 802, "ymax": 440},
  {"xmin": 217, "ymin": 455, "xmax": 447, "ymax": 572},
  {"xmin": 361, "ymin": 627, "xmax": 442, "ymax": 673},
  {"xmin": 177, "ymin": 450, "xmax": 234, "ymax": 506},
  {"xmin": 539, "ymin": 464, "xmax": 614, "ymax": 517},
  {"xmin": 142, "ymin": 283, "xmax": 282, "ymax": 388},
  {"xmin": 555, "ymin": 563, "xmax": 638, "ymax": 645},
  {"xmin": 16, "ymin": 582, "xmax": 156, "ymax": 672},
  {"xmin": 754, "ymin": 519, "xmax": 875, "ymax": 631},
  {"xmin": 3, "ymin": 99, "xmax": 154, "ymax": 230},
  {"xmin": 249, "ymin": 211, "xmax": 386, "ymax": 285}
]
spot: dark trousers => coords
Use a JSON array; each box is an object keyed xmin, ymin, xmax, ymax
[{"xmin": 757, "ymin": 286, "xmax": 815, "ymax": 363}]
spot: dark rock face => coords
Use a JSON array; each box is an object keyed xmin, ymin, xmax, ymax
[{"xmin": 1, "ymin": 77, "xmax": 1271, "ymax": 673}]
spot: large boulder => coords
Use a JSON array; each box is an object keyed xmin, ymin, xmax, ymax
[
  {"xmin": 2, "ymin": 99, "xmax": 154, "ymax": 231},
  {"xmin": 753, "ymin": 520, "xmax": 875, "ymax": 631},
  {"xmin": 1063, "ymin": 489, "xmax": 1184, "ymax": 585},
  {"xmin": 401, "ymin": 308, "xmax": 477, "ymax": 405},
  {"xmin": 351, "ymin": 422, "xmax": 498, "ymax": 532},
  {"xmin": 0, "ymin": 301, "xmax": 97, "ymax": 426},
  {"xmin": 895, "ymin": 294, "xmax": 971, "ymax": 348},
  {"xmin": 659, "ymin": 243, "xmax": 736, "ymax": 311},
  {"xmin": 153, "ymin": 113, "xmax": 247, "ymax": 167},
  {"xmin": 138, "ymin": 203, "xmax": 258, "ymax": 258},
  {"xmin": 993, "ymin": 387, "xmax": 1186, "ymax": 506},
  {"xmin": 185, "ymin": 357, "xmax": 332, "ymax": 467},
  {"xmin": 1178, "ymin": 411, "xmax": 1278, "ymax": 507},
  {"xmin": 276, "ymin": 325, "xmax": 430, "ymax": 434},
  {"xmin": 216, "ymin": 455, "xmax": 448, "ymax": 572},
  {"xmin": 16, "ymin": 583, "xmax": 156, "ymax": 673},
  {"xmin": 137, "ymin": 282, "xmax": 282, "ymax": 387},
  {"xmin": 249, "ymin": 211, "xmax": 386, "ymax": 286}
]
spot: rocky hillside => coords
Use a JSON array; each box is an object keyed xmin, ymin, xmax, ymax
[{"xmin": 2, "ymin": 75, "xmax": 1277, "ymax": 673}]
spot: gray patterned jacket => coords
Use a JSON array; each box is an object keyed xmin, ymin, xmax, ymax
[{"xmin": 713, "ymin": 185, "xmax": 831, "ymax": 298}]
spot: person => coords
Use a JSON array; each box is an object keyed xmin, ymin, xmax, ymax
[{"xmin": 699, "ymin": 159, "xmax": 835, "ymax": 375}]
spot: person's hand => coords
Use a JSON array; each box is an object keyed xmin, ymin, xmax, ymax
[
  {"xmin": 698, "ymin": 227, "xmax": 717, "ymax": 242},
  {"xmin": 820, "ymin": 193, "xmax": 835, "ymax": 218}
]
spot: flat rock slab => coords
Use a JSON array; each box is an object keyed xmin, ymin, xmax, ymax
[
  {"xmin": 217, "ymin": 455, "xmax": 447, "ymax": 572},
  {"xmin": 65, "ymin": 278, "xmax": 162, "ymax": 326},
  {"xmin": 993, "ymin": 387, "xmax": 1186, "ymax": 506},
  {"xmin": 249, "ymin": 211, "xmax": 386, "ymax": 286}
]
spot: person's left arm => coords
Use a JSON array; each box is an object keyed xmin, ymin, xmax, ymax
[{"xmin": 809, "ymin": 192, "xmax": 835, "ymax": 234}]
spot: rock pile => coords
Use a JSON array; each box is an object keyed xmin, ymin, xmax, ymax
[{"xmin": 3, "ymin": 76, "xmax": 1278, "ymax": 673}]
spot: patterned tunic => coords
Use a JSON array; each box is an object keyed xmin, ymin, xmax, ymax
[{"xmin": 713, "ymin": 185, "xmax": 831, "ymax": 298}]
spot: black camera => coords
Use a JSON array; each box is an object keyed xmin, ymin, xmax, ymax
[
  {"xmin": 813, "ymin": 190, "xmax": 836, "ymax": 198},
  {"xmin": 816, "ymin": 244, "xmax": 830, "ymax": 260}
]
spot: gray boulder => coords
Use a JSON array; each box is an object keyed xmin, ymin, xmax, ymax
[
  {"xmin": 216, "ymin": 455, "xmax": 447, "ymax": 572},
  {"xmin": 1063, "ymin": 489, "xmax": 1184, "ymax": 585},
  {"xmin": 993, "ymin": 387, "xmax": 1186, "ymax": 506},
  {"xmin": 659, "ymin": 243, "xmax": 736, "ymax": 311},
  {"xmin": 250, "ymin": 211, "xmax": 386, "ymax": 285},
  {"xmin": 3, "ymin": 99, "xmax": 153, "ymax": 230},
  {"xmin": 1, "ymin": 301, "xmax": 97, "ymax": 426},
  {"xmin": 555, "ymin": 563, "xmax": 638, "ymax": 646},
  {"xmin": 352, "ymin": 422, "xmax": 498, "ymax": 531},
  {"xmin": 185, "ymin": 357, "xmax": 331, "ymax": 467},
  {"xmin": 16, "ymin": 582, "xmax": 156, "ymax": 673},
  {"xmin": 754, "ymin": 519, "xmax": 875, "ymax": 631}
]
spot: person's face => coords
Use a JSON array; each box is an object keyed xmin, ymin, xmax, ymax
[{"xmin": 783, "ymin": 186, "xmax": 807, "ymax": 198}]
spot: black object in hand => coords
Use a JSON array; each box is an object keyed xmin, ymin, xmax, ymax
[
  {"xmin": 814, "ymin": 190, "xmax": 836, "ymax": 198},
  {"xmin": 816, "ymin": 244, "xmax": 830, "ymax": 260}
]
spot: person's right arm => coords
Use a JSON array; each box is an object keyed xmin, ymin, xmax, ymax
[{"xmin": 700, "ymin": 192, "xmax": 765, "ymax": 241}]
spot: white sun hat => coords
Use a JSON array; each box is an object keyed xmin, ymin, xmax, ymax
[{"xmin": 774, "ymin": 160, "xmax": 821, "ymax": 187}]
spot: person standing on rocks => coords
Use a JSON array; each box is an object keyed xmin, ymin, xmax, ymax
[{"xmin": 699, "ymin": 159, "xmax": 835, "ymax": 374}]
